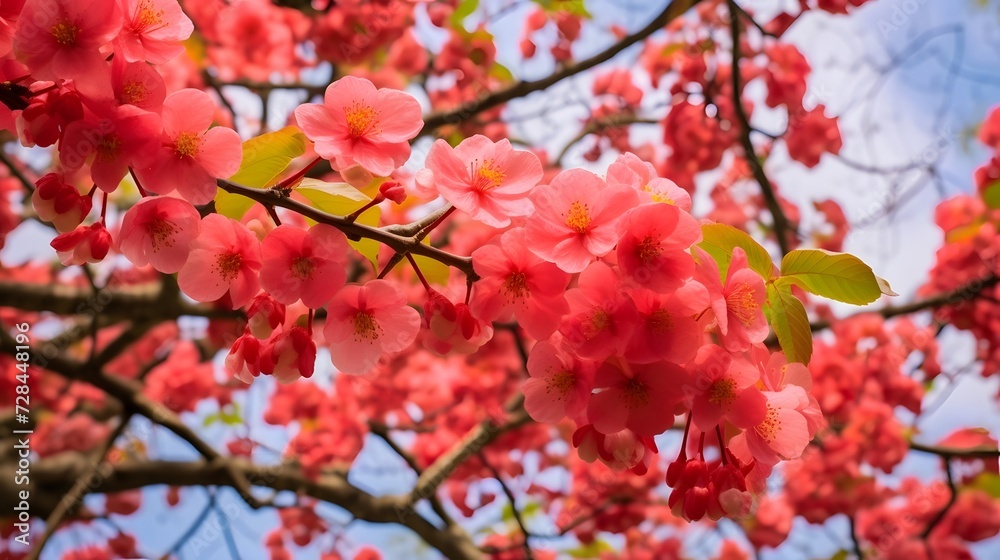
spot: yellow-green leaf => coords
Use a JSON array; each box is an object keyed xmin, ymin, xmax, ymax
[
  {"xmin": 765, "ymin": 282, "xmax": 813, "ymax": 365},
  {"xmin": 698, "ymin": 223, "xmax": 776, "ymax": 280},
  {"xmin": 297, "ymin": 180, "xmax": 381, "ymax": 269},
  {"xmin": 413, "ymin": 239, "xmax": 450, "ymax": 285},
  {"xmin": 215, "ymin": 126, "xmax": 307, "ymax": 219},
  {"xmin": 230, "ymin": 126, "xmax": 307, "ymax": 187},
  {"xmin": 779, "ymin": 249, "xmax": 883, "ymax": 305}
]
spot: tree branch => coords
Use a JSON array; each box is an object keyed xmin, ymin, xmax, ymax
[
  {"xmin": 404, "ymin": 395, "xmax": 531, "ymax": 509},
  {"xmin": 26, "ymin": 456, "xmax": 485, "ymax": 560},
  {"xmin": 726, "ymin": 0, "xmax": 794, "ymax": 255},
  {"xmin": 216, "ymin": 179, "xmax": 476, "ymax": 279},
  {"xmin": 26, "ymin": 414, "xmax": 133, "ymax": 560},
  {"xmin": 417, "ymin": 0, "xmax": 705, "ymax": 136}
]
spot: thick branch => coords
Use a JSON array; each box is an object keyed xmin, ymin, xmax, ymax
[
  {"xmin": 405, "ymin": 395, "xmax": 531, "ymax": 508},
  {"xmin": 726, "ymin": 0, "xmax": 794, "ymax": 255},
  {"xmin": 0, "ymin": 280, "xmax": 237, "ymax": 320},
  {"xmin": 216, "ymin": 179, "xmax": 476, "ymax": 278},
  {"xmin": 25, "ymin": 455, "xmax": 483, "ymax": 560},
  {"xmin": 417, "ymin": 0, "xmax": 704, "ymax": 136}
]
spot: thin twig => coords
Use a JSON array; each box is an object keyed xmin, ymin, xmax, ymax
[{"xmin": 726, "ymin": 0, "xmax": 794, "ymax": 255}]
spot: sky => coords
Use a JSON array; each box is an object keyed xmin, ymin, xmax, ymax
[{"xmin": 17, "ymin": 0, "xmax": 1000, "ymax": 559}]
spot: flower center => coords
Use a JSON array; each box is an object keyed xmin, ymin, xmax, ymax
[
  {"xmin": 564, "ymin": 201, "xmax": 592, "ymax": 234},
  {"xmin": 472, "ymin": 160, "xmax": 505, "ymax": 191},
  {"xmin": 545, "ymin": 370, "xmax": 575, "ymax": 396},
  {"xmin": 174, "ymin": 132, "xmax": 202, "ymax": 158},
  {"xmin": 345, "ymin": 102, "xmax": 379, "ymax": 139},
  {"xmin": 708, "ymin": 378, "xmax": 737, "ymax": 406},
  {"xmin": 96, "ymin": 135, "xmax": 121, "ymax": 163},
  {"xmin": 583, "ymin": 309, "xmax": 610, "ymax": 339},
  {"xmin": 134, "ymin": 0, "xmax": 166, "ymax": 31},
  {"xmin": 51, "ymin": 20, "xmax": 80, "ymax": 45},
  {"xmin": 120, "ymin": 81, "xmax": 148, "ymax": 105},
  {"xmin": 643, "ymin": 185, "xmax": 676, "ymax": 205},
  {"xmin": 756, "ymin": 405, "xmax": 781, "ymax": 442},
  {"xmin": 636, "ymin": 235, "xmax": 662, "ymax": 263},
  {"xmin": 291, "ymin": 257, "xmax": 314, "ymax": 280},
  {"xmin": 148, "ymin": 219, "xmax": 175, "ymax": 251},
  {"xmin": 646, "ymin": 308, "xmax": 673, "ymax": 333},
  {"xmin": 352, "ymin": 312, "xmax": 381, "ymax": 340},
  {"xmin": 501, "ymin": 272, "xmax": 529, "ymax": 300},
  {"xmin": 622, "ymin": 379, "xmax": 650, "ymax": 409},
  {"xmin": 215, "ymin": 252, "xmax": 243, "ymax": 282},
  {"xmin": 726, "ymin": 282, "xmax": 759, "ymax": 327}
]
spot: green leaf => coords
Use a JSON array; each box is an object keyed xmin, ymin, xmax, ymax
[
  {"xmin": 969, "ymin": 472, "xmax": 1000, "ymax": 498},
  {"xmin": 982, "ymin": 181, "xmax": 1000, "ymax": 209},
  {"xmin": 698, "ymin": 223, "xmax": 776, "ymax": 280},
  {"xmin": 297, "ymin": 179, "xmax": 381, "ymax": 269},
  {"xmin": 533, "ymin": 0, "xmax": 592, "ymax": 17},
  {"xmin": 450, "ymin": 0, "xmax": 478, "ymax": 29},
  {"xmin": 215, "ymin": 126, "xmax": 307, "ymax": 219},
  {"xmin": 566, "ymin": 539, "xmax": 614, "ymax": 558},
  {"xmin": 778, "ymin": 249, "xmax": 883, "ymax": 305},
  {"xmin": 296, "ymin": 178, "xmax": 369, "ymax": 213},
  {"xmin": 765, "ymin": 282, "xmax": 813, "ymax": 365}
]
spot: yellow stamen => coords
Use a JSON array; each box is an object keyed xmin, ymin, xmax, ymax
[
  {"xmin": 345, "ymin": 102, "xmax": 379, "ymax": 139},
  {"xmin": 51, "ymin": 20, "xmax": 80, "ymax": 45},
  {"xmin": 636, "ymin": 235, "xmax": 662, "ymax": 263},
  {"xmin": 726, "ymin": 282, "xmax": 759, "ymax": 327},
  {"xmin": 622, "ymin": 379, "xmax": 649, "ymax": 409},
  {"xmin": 545, "ymin": 370, "xmax": 575, "ymax": 396},
  {"xmin": 564, "ymin": 201, "xmax": 592, "ymax": 233},
  {"xmin": 472, "ymin": 160, "xmax": 505, "ymax": 191},
  {"xmin": 708, "ymin": 378, "xmax": 737, "ymax": 406},
  {"xmin": 756, "ymin": 405, "xmax": 781, "ymax": 442},
  {"xmin": 148, "ymin": 219, "xmax": 175, "ymax": 251},
  {"xmin": 174, "ymin": 132, "xmax": 202, "ymax": 158},
  {"xmin": 120, "ymin": 81, "xmax": 147, "ymax": 105},
  {"xmin": 501, "ymin": 272, "xmax": 529, "ymax": 301},
  {"xmin": 215, "ymin": 253, "xmax": 243, "ymax": 282},
  {"xmin": 353, "ymin": 312, "xmax": 381, "ymax": 340},
  {"xmin": 646, "ymin": 309, "xmax": 673, "ymax": 333}
]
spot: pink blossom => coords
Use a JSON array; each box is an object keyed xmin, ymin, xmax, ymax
[
  {"xmin": 559, "ymin": 261, "xmax": 638, "ymax": 361},
  {"xmin": 114, "ymin": 0, "xmax": 194, "ymax": 64},
  {"xmin": 422, "ymin": 290, "xmax": 493, "ymax": 356},
  {"xmin": 226, "ymin": 331, "xmax": 261, "ymax": 384},
  {"xmin": 260, "ymin": 224, "xmax": 349, "ymax": 308},
  {"xmin": 624, "ymin": 284, "xmax": 706, "ymax": 364},
  {"xmin": 685, "ymin": 344, "xmax": 767, "ymax": 431},
  {"xmin": 522, "ymin": 340, "xmax": 595, "ymax": 424},
  {"xmin": 246, "ymin": 293, "xmax": 286, "ymax": 340},
  {"xmin": 50, "ymin": 222, "xmax": 112, "ymax": 265},
  {"xmin": 617, "ymin": 202, "xmax": 700, "ymax": 292},
  {"xmin": 177, "ymin": 214, "xmax": 262, "ymax": 308},
  {"xmin": 31, "ymin": 172, "xmax": 92, "ymax": 233},
  {"xmin": 13, "ymin": 0, "xmax": 121, "ymax": 96},
  {"xmin": 112, "ymin": 56, "xmax": 166, "ymax": 111},
  {"xmin": 60, "ymin": 102, "xmax": 161, "ymax": 193},
  {"xmin": 695, "ymin": 247, "xmax": 769, "ymax": 352},
  {"xmin": 260, "ymin": 326, "xmax": 316, "ymax": 384},
  {"xmin": 587, "ymin": 358, "xmax": 683, "ymax": 436},
  {"xmin": 133, "ymin": 89, "xmax": 242, "ymax": 205},
  {"xmin": 117, "ymin": 196, "xmax": 200, "ymax": 273},
  {"xmin": 324, "ymin": 280, "xmax": 420, "ymax": 374},
  {"xmin": 606, "ymin": 152, "xmax": 692, "ymax": 210},
  {"xmin": 471, "ymin": 227, "xmax": 570, "ymax": 340},
  {"xmin": 294, "ymin": 76, "xmax": 422, "ymax": 177},
  {"xmin": 732, "ymin": 385, "xmax": 812, "ymax": 466},
  {"xmin": 525, "ymin": 168, "xmax": 638, "ymax": 273},
  {"xmin": 424, "ymin": 135, "xmax": 542, "ymax": 227}
]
